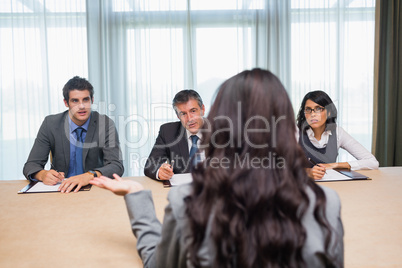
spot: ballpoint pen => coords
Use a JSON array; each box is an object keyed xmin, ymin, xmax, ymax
[
  {"xmin": 308, "ymin": 158, "xmax": 327, "ymax": 174},
  {"xmin": 170, "ymin": 160, "xmax": 175, "ymax": 170},
  {"xmin": 161, "ymin": 160, "xmax": 175, "ymax": 188},
  {"xmin": 50, "ymin": 163, "xmax": 65, "ymax": 183}
]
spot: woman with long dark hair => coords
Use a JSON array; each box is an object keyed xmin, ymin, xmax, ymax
[
  {"xmin": 90, "ymin": 69, "xmax": 344, "ymax": 267},
  {"xmin": 296, "ymin": 90, "xmax": 378, "ymax": 180}
]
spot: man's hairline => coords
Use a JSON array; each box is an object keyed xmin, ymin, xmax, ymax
[
  {"xmin": 173, "ymin": 97, "xmax": 204, "ymax": 115},
  {"xmin": 64, "ymin": 88, "xmax": 94, "ymax": 103}
]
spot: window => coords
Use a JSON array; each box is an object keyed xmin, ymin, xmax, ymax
[
  {"xmin": 0, "ymin": 0, "xmax": 87, "ymax": 179},
  {"xmin": 290, "ymin": 0, "xmax": 375, "ymax": 161},
  {"xmin": 1, "ymin": 0, "xmax": 376, "ymax": 179}
]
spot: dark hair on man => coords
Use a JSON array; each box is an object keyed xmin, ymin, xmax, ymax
[
  {"xmin": 186, "ymin": 69, "xmax": 334, "ymax": 267},
  {"xmin": 62, "ymin": 76, "xmax": 94, "ymax": 103},
  {"xmin": 296, "ymin": 90, "xmax": 338, "ymax": 133},
  {"xmin": 172, "ymin": 89, "xmax": 203, "ymax": 114}
]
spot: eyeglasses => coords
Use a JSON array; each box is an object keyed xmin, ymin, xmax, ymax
[{"xmin": 304, "ymin": 107, "xmax": 325, "ymax": 114}]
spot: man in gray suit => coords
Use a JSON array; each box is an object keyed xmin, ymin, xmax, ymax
[
  {"xmin": 23, "ymin": 76, "xmax": 124, "ymax": 193},
  {"xmin": 144, "ymin": 90, "xmax": 205, "ymax": 180}
]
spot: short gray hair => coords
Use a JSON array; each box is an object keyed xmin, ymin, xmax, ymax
[{"xmin": 172, "ymin": 90, "xmax": 203, "ymax": 114}]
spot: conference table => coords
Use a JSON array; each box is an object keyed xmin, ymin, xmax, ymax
[{"xmin": 0, "ymin": 167, "xmax": 401, "ymax": 268}]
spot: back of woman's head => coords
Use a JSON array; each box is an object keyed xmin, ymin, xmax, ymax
[
  {"xmin": 203, "ymin": 68, "xmax": 298, "ymax": 159},
  {"xmin": 186, "ymin": 69, "xmax": 329, "ymax": 267},
  {"xmin": 296, "ymin": 90, "xmax": 338, "ymax": 132}
]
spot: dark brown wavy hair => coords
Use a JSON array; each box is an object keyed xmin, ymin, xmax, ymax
[
  {"xmin": 186, "ymin": 69, "xmax": 333, "ymax": 267},
  {"xmin": 296, "ymin": 90, "xmax": 338, "ymax": 133}
]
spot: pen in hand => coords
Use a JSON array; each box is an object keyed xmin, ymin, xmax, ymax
[
  {"xmin": 170, "ymin": 160, "xmax": 175, "ymax": 171},
  {"xmin": 50, "ymin": 163, "xmax": 65, "ymax": 183},
  {"xmin": 308, "ymin": 158, "xmax": 327, "ymax": 174}
]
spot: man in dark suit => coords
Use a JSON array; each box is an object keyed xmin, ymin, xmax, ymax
[
  {"xmin": 23, "ymin": 76, "xmax": 124, "ymax": 193},
  {"xmin": 144, "ymin": 90, "xmax": 205, "ymax": 180}
]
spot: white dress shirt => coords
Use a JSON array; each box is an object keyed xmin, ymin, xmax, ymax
[
  {"xmin": 185, "ymin": 129, "xmax": 205, "ymax": 161},
  {"xmin": 156, "ymin": 130, "xmax": 204, "ymax": 180},
  {"xmin": 298, "ymin": 126, "xmax": 379, "ymax": 170}
]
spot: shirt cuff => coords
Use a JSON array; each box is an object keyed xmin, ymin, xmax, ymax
[
  {"xmin": 155, "ymin": 168, "xmax": 161, "ymax": 180},
  {"xmin": 28, "ymin": 174, "xmax": 39, "ymax": 182},
  {"xmin": 348, "ymin": 161, "xmax": 359, "ymax": 170}
]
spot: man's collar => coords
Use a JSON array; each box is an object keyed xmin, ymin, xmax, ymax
[
  {"xmin": 186, "ymin": 129, "xmax": 202, "ymax": 140},
  {"xmin": 68, "ymin": 114, "xmax": 91, "ymax": 133}
]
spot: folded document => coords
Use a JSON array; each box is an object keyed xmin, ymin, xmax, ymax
[
  {"xmin": 318, "ymin": 169, "xmax": 369, "ymax": 182},
  {"xmin": 18, "ymin": 181, "xmax": 91, "ymax": 194},
  {"xmin": 162, "ymin": 173, "xmax": 193, "ymax": 188}
]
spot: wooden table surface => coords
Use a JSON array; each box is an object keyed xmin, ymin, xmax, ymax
[
  {"xmin": 318, "ymin": 167, "xmax": 402, "ymax": 268},
  {"xmin": 0, "ymin": 167, "xmax": 401, "ymax": 267}
]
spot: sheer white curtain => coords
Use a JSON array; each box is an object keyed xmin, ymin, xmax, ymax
[
  {"xmin": 87, "ymin": 0, "xmax": 286, "ymax": 176},
  {"xmin": 0, "ymin": 0, "xmax": 375, "ymax": 180},
  {"xmin": 290, "ymin": 0, "xmax": 376, "ymax": 162},
  {"xmin": 0, "ymin": 0, "xmax": 88, "ymax": 179}
]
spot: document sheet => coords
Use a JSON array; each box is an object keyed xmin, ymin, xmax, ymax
[
  {"xmin": 318, "ymin": 169, "xmax": 353, "ymax": 182},
  {"xmin": 18, "ymin": 181, "xmax": 91, "ymax": 193},
  {"xmin": 26, "ymin": 182, "xmax": 61, "ymax": 192},
  {"xmin": 170, "ymin": 173, "xmax": 193, "ymax": 186}
]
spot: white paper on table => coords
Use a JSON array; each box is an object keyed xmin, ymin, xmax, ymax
[
  {"xmin": 318, "ymin": 169, "xmax": 352, "ymax": 182},
  {"xmin": 26, "ymin": 182, "xmax": 61, "ymax": 192},
  {"xmin": 169, "ymin": 173, "xmax": 193, "ymax": 186}
]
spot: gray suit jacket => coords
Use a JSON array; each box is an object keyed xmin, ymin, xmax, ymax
[
  {"xmin": 144, "ymin": 122, "xmax": 191, "ymax": 180},
  {"xmin": 23, "ymin": 111, "xmax": 124, "ymax": 179},
  {"xmin": 124, "ymin": 184, "xmax": 344, "ymax": 268}
]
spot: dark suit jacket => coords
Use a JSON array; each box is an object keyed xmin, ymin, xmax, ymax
[
  {"xmin": 23, "ymin": 111, "xmax": 124, "ymax": 179},
  {"xmin": 144, "ymin": 122, "xmax": 191, "ymax": 180}
]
